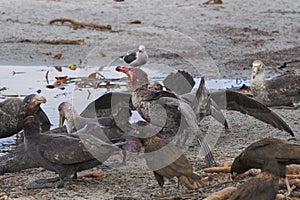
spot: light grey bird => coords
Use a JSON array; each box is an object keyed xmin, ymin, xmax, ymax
[{"xmin": 120, "ymin": 45, "xmax": 148, "ymax": 67}]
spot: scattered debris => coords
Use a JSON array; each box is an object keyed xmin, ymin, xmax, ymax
[
  {"xmin": 204, "ymin": 161, "xmax": 300, "ymax": 182},
  {"xmin": 203, "ymin": 0, "xmax": 223, "ymax": 4},
  {"xmin": 53, "ymin": 52, "xmax": 62, "ymax": 60},
  {"xmin": 45, "ymin": 70, "xmax": 49, "ymax": 84},
  {"xmin": 12, "ymin": 71, "xmax": 25, "ymax": 75},
  {"xmin": 121, "ymin": 20, "xmax": 142, "ymax": 24},
  {"xmin": 1, "ymin": 94, "xmax": 26, "ymax": 98},
  {"xmin": 53, "ymin": 76, "xmax": 68, "ymax": 86},
  {"xmin": 276, "ymin": 194, "xmax": 300, "ymax": 200},
  {"xmin": 204, "ymin": 167, "xmax": 231, "ymax": 173},
  {"xmin": 0, "ymin": 87, "xmax": 7, "ymax": 92},
  {"xmin": 77, "ymin": 168, "xmax": 104, "ymax": 180},
  {"xmin": 97, "ymin": 50, "xmax": 106, "ymax": 57},
  {"xmin": 54, "ymin": 66, "xmax": 62, "ymax": 72},
  {"xmin": 159, "ymin": 192, "xmax": 200, "ymax": 200},
  {"xmin": 279, "ymin": 60, "xmax": 300, "ymax": 69},
  {"xmin": 41, "ymin": 51, "xmax": 52, "ymax": 56},
  {"xmin": 49, "ymin": 18, "xmax": 112, "ymax": 30},
  {"xmin": 68, "ymin": 64, "xmax": 77, "ymax": 70},
  {"xmin": 203, "ymin": 187, "xmax": 237, "ymax": 200}
]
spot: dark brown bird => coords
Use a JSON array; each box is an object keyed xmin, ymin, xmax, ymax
[
  {"xmin": 132, "ymin": 121, "xmax": 205, "ymax": 196},
  {"xmin": 23, "ymin": 98, "xmax": 124, "ymax": 188},
  {"xmin": 229, "ymin": 159, "xmax": 280, "ymax": 200},
  {"xmin": 0, "ymin": 94, "xmax": 51, "ymax": 138},
  {"xmin": 116, "ymin": 66, "xmax": 215, "ymax": 167},
  {"xmin": 231, "ymin": 137, "xmax": 300, "ymax": 196},
  {"xmin": 231, "ymin": 137, "xmax": 300, "ymax": 178}
]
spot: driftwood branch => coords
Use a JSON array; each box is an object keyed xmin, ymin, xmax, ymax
[
  {"xmin": 203, "ymin": 167, "xmax": 231, "ymax": 173},
  {"xmin": 120, "ymin": 20, "xmax": 142, "ymax": 24},
  {"xmin": 203, "ymin": 0, "xmax": 223, "ymax": 4},
  {"xmin": 49, "ymin": 18, "xmax": 112, "ymax": 30},
  {"xmin": 204, "ymin": 162, "xmax": 300, "ymax": 180},
  {"xmin": 17, "ymin": 38, "xmax": 85, "ymax": 45},
  {"xmin": 203, "ymin": 187, "xmax": 237, "ymax": 200}
]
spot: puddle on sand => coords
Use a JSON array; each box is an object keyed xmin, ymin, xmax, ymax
[
  {"xmin": 0, "ymin": 65, "xmax": 250, "ymax": 156},
  {"xmin": 0, "ymin": 65, "xmax": 128, "ymax": 155}
]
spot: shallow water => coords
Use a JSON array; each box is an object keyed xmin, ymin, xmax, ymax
[{"xmin": 0, "ymin": 65, "xmax": 250, "ymax": 155}]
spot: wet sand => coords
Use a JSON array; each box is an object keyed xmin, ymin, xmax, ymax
[{"xmin": 0, "ymin": 0, "xmax": 299, "ymax": 199}]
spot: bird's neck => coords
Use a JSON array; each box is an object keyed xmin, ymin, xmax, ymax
[
  {"xmin": 66, "ymin": 111, "xmax": 82, "ymax": 133},
  {"xmin": 251, "ymin": 71, "xmax": 266, "ymax": 90},
  {"xmin": 23, "ymin": 116, "xmax": 40, "ymax": 139},
  {"xmin": 131, "ymin": 84, "xmax": 150, "ymax": 107}
]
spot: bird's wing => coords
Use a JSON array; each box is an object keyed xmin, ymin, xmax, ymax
[
  {"xmin": 80, "ymin": 92, "xmax": 132, "ymax": 118},
  {"xmin": 39, "ymin": 133, "xmax": 95, "ymax": 165},
  {"xmin": 78, "ymin": 124, "xmax": 121, "ymax": 163},
  {"xmin": 156, "ymin": 96, "xmax": 215, "ymax": 166},
  {"xmin": 37, "ymin": 107, "xmax": 51, "ymax": 132},
  {"xmin": 163, "ymin": 70, "xmax": 195, "ymax": 95},
  {"xmin": 120, "ymin": 52, "xmax": 137, "ymax": 64},
  {"xmin": 0, "ymin": 98, "xmax": 22, "ymax": 114},
  {"xmin": 266, "ymin": 72, "xmax": 300, "ymax": 100},
  {"xmin": 210, "ymin": 102, "xmax": 228, "ymax": 129},
  {"xmin": 229, "ymin": 172, "xmax": 279, "ymax": 200},
  {"xmin": 246, "ymin": 138, "xmax": 300, "ymax": 164},
  {"xmin": 144, "ymin": 136, "xmax": 193, "ymax": 176},
  {"xmin": 179, "ymin": 79, "xmax": 228, "ymax": 127},
  {"xmin": 210, "ymin": 90, "xmax": 294, "ymax": 136},
  {"xmin": 141, "ymin": 90, "xmax": 178, "ymax": 102},
  {"xmin": 177, "ymin": 99, "xmax": 215, "ymax": 166}
]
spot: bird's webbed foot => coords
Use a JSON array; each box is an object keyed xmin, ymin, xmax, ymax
[{"xmin": 26, "ymin": 177, "xmax": 60, "ymax": 189}]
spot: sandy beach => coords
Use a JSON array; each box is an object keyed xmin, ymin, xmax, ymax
[{"xmin": 0, "ymin": 0, "xmax": 299, "ymax": 199}]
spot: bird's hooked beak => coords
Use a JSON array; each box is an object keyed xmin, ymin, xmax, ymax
[
  {"xmin": 230, "ymin": 171, "xmax": 238, "ymax": 181},
  {"xmin": 59, "ymin": 112, "xmax": 65, "ymax": 128},
  {"xmin": 33, "ymin": 95, "xmax": 47, "ymax": 105},
  {"xmin": 26, "ymin": 95, "xmax": 47, "ymax": 114},
  {"xmin": 116, "ymin": 66, "xmax": 133, "ymax": 73},
  {"xmin": 251, "ymin": 66, "xmax": 260, "ymax": 80},
  {"xmin": 251, "ymin": 61, "xmax": 264, "ymax": 80}
]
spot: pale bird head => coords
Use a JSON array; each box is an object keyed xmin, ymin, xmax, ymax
[
  {"xmin": 116, "ymin": 66, "xmax": 149, "ymax": 90},
  {"xmin": 58, "ymin": 102, "xmax": 78, "ymax": 128},
  {"xmin": 138, "ymin": 45, "xmax": 146, "ymax": 53},
  {"xmin": 252, "ymin": 60, "xmax": 265, "ymax": 80}
]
